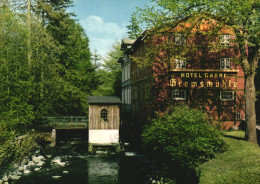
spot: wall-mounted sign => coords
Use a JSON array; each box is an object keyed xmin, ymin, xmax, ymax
[
  {"xmin": 180, "ymin": 72, "xmax": 226, "ymax": 78},
  {"xmin": 170, "ymin": 78, "xmax": 237, "ymax": 88},
  {"xmin": 170, "ymin": 71, "xmax": 238, "ymax": 88}
]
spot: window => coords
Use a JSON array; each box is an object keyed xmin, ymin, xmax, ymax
[
  {"xmin": 145, "ymin": 82, "xmax": 150, "ymax": 100},
  {"xmin": 100, "ymin": 109, "xmax": 108, "ymax": 121},
  {"xmin": 220, "ymin": 35, "xmax": 230, "ymax": 46},
  {"xmin": 220, "ymin": 58, "xmax": 231, "ymax": 69},
  {"xmin": 172, "ymin": 90, "xmax": 186, "ymax": 100},
  {"xmin": 236, "ymin": 113, "xmax": 241, "ymax": 120},
  {"xmin": 128, "ymin": 87, "xmax": 131, "ymax": 104},
  {"xmin": 175, "ymin": 58, "xmax": 186, "ymax": 69},
  {"xmin": 220, "ymin": 91, "xmax": 234, "ymax": 101},
  {"xmin": 175, "ymin": 34, "xmax": 186, "ymax": 45}
]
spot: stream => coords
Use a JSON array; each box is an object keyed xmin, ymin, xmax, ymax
[{"xmin": 11, "ymin": 141, "xmax": 151, "ymax": 184}]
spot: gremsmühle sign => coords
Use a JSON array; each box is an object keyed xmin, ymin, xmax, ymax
[{"xmin": 170, "ymin": 72, "xmax": 237, "ymax": 88}]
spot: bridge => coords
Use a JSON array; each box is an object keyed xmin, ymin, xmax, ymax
[{"xmin": 40, "ymin": 116, "xmax": 88, "ymax": 129}]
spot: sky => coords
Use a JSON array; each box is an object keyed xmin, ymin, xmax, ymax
[{"xmin": 68, "ymin": 0, "xmax": 151, "ymax": 58}]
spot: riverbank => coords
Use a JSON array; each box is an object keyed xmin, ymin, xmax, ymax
[
  {"xmin": 0, "ymin": 141, "xmax": 151, "ymax": 184},
  {"xmin": 0, "ymin": 131, "xmax": 51, "ymax": 181},
  {"xmin": 199, "ymin": 130, "xmax": 260, "ymax": 184}
]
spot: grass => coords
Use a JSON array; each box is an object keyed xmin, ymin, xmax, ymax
[{"xmin": 199, "ymin": 130, "xmax": 260, "ymax": 184}]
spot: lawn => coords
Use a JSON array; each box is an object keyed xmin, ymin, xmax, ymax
[{"xmin": 199, "ymin": 130, "xmax": 260, "ymax": 184}]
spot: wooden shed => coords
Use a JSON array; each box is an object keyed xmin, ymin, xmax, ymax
[{"xmin": 87, "ymin": 96, "xmax": 121, "ymax": 149}]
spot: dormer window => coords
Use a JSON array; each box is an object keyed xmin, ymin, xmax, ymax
[
  {"xmin": 175, "ymin": 58, "xmax": 186, "ymax": 69},
  {"xmin": 101, "ymin": 108, "xmax": 108, "ymax": 121},
  {"xmin": 220, "ymin": 35, "xmax": 230, "ymax": 46},
  {"xmin": 220, "ymin": 58, "xmax": 231, "ymax": 69},
  {"xmin": 175, "ymin": 34, "xmax": 186, "ymax": 45}
]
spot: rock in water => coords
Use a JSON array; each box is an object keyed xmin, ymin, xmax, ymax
[
  {"xmin": 28, "ymin": 161, "xmax": 35, "ymax": 167},
  {"xmin": 2, "ymin": 176, "xmax": 8, "ymax": 182},
  {"xmin": 10, "ymin": 175, "xmax": 20, "ymax": 180},
  {"xmin": 24, "ymin": 170, "xmax": 30, "ymax": 174},
  {"xmin": 33, "ymin": 155, "xmax": 44, "ymax": 163},
  {"xmin": 37, "ymin": 161, "xmax": 45, "ymax": 167},
  {"xmin": 52, "ymin": 176, "xmax": 62, "ymax": 179}
]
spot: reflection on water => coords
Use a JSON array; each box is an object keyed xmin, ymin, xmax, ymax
[{"xmin": 14, "ymin": 141, "xmax": 149, "ymax": 184}]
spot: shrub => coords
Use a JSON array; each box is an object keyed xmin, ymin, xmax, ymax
[{"xmin": 142, "ymin": 105, "xmax": 227, "ymax": 169}]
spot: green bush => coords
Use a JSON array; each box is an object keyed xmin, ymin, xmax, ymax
[
  {"xmin": 142, "ymin": 105, "xmax": 227, "ymax": 169},
  {"xmin": 0, "ymin": 129, "xmax": 40, "ymax": 171}
]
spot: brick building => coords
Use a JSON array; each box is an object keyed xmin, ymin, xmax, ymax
[{"xmin": 118, "ymin": 21, "xmax": 245, "ymax": 141}]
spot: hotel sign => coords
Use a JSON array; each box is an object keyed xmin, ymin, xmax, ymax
[
  {"xmin": 180, "ymin": 72, "xmax": 226, "ymax": 78},
  {"xmin": 170, "ymin": 71, "xmax": 238, "ymax": 88}
]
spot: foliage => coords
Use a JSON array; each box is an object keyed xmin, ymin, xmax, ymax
[
  {"xmin": 200, "ymin": 130, "xmax": 260, "ymax": 184},
  {"xmin": 142, "ymin": 106, "xmax": 227, "ymax": 183},
  {"xmin": 0, "ymin": 1, "xmax": 100, "ymax": 170},
  {"xmin": 127, "ymin": 14, "xmax": 143, "ymax": 39},
  {"xmin": 0, "ymin": 127, "xmax": 39, "ymax": 171},
  {"xmin": 142, "ymin": 106, "xmax": 227, "ymax": 168},
  {"xmin": 93, "ymin": 42, "xmax": 123, "ymax": 97},
  {"xmin": 0, "ymin": 1, "xmax": 100, "ymax": 120}
]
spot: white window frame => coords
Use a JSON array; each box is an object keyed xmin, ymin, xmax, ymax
[
  {"xmin": 172, "ymin": 90, "xmax": 186, "ymax": 100},
  {"xmin": 175, "ymin": 34, "xmax": 186, "ymax": 45},
  {"xmin": 220, "ymin": 91, "xmax": 234, "ymax": 101},
  {"xmin": 220, "ymin": 58, "xmax": 231, "ymax": 69},
  {"xmin": 220, "ymin": 34, "xmax": 230, "ymax": 46},
  {"xmin": 236, "ymin": 112, "xmax": 241, "ymax": 120},
  {"xmin": 175, "ymin": 58, "xmax": 186, "ymax": 69}
]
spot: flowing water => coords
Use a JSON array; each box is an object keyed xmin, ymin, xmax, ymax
[{"xmin": 13, "ymin": 141, "xmax": 150, "ymax": 184}]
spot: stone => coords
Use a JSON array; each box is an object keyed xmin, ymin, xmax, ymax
[
  {"xmin": 46, "ymin": 155, "xmax": 52, "ymax": 158},
  {"xmin": 10, "ymin": 175, "xmax": 20, "ymax": 180},
  {"xmin": 13, "ymin": 164, "xmax": 19, "ymax": 169},
  {"xmin": 38, "ymin": 155, "xmax": 45, "ymax": 160},
  {"xmin": 52, "ymin": 157, "xmax": 61, "ymax": 163},
  {"xmin": 52, "ymin": 157, "xmax": 66, "ymax": 166},
  {"xmin": 24, "ymin": 170, "xmax": 30, "ymax": 174},
  {"xmin": 35, "ymin": 150, "xmax": 40, "ymax": 154},
  {"xmin": 21, "ymin": 158, "xmax": 29, "ymax": 165},
  {"xmin": 63, "ymin": 171, "xmax": 69, "ymax": 174},
  {"xmin": 18, "ymin": 166, "xmax": 24, "ymax": 171},
  {"xmin": 59, "ymin": 162, "xmax": 66, "ymax": 167},
  {"xmin": 33, "ymin": 155, "xmax": 44, "ymax": 163},
  {"xmin": 37, "ymin": 161, "xmax": 45, "ymax": 167},
  {"xmin": 0, "ymin": 179, "xmax": 3, "ymax": 184},
  {"xmin": 3, "ymin": 182, "xmax": 8, "ymax": 184},
  {"xmin": 125, "ymin": 152, "xmax": 137, "ymax": 157},
  {"xmin": 28, "ymin": 161, "xmax": 35, "ymax": 167},
  {"xmin": 52, "ymin": 176, "xmax": 61, "ymax": 179},
  {"xmin": 34, "ymin": 168, "xmax": 41, "ymax": 171},
  {"xmin": 2, "ymin": 175, "xmax": 8, "ymax": 182}
]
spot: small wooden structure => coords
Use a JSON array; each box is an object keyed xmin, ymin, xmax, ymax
[{"xmin": 87, "ymin": 96, "xmax": 121, "ymax": 153}]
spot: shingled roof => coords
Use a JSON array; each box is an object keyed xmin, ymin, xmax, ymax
[{"xmin": 87, "ymin": 96, "xmax": 121, "ymax": 104}]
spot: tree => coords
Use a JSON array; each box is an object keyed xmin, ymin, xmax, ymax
[
  {"xmin": 142, "ymin": 105, "xmax": 227, "ymax": 183},
  {"xmin": 132, "ymin": 0, "xmax": 260, "ymax": 143},
  {"xmin": 0, "ymin": 3, "xmax": 61, "ymax": 125},
  {"xmin": 93, "ymin": 42, "xmax": 123, "ymax": 97},
  {"xmin": 27, "ymin": 0, "xmax": 99, "ymax": 115},
  {"xmin": 127, "ymin": 14, "xmax": 143, "ymax": 39}
]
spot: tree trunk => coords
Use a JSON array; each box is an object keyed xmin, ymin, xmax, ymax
[
  {"xmin": 27, "ymin": 0, "xmax": 31, "ymax": 67},
  {"xmin": 245, "ymin": 72, "xmax": 257, "ymax": 143}
]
